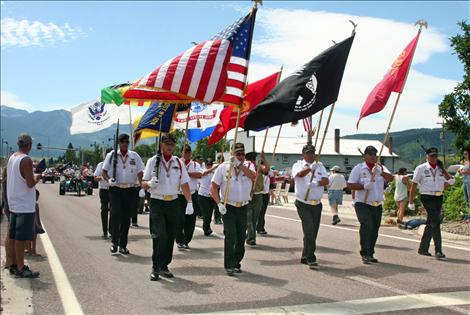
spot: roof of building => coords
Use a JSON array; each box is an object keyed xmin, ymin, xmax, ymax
[{"xmin": 254, "ymin": 137, "xmax": 399, "ymax": 157}]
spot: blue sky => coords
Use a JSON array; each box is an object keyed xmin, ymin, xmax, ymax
[{"xmin": 1, "ymin": 1, "xmax": 468, "ymax": 136}]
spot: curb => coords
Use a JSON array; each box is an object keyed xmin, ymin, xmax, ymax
[{"xmin": 417, "ymin": 225, "xmax": 470, "ymax": 241}]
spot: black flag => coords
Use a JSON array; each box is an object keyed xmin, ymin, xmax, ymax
[{"xmin": 244, "ymin": 34, "xmax": 355, "ymax": 130}]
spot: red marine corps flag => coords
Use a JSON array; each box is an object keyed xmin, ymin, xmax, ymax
[{"xmin": 356, "ymin": 31, "xmax": 421, "ymax": 129}]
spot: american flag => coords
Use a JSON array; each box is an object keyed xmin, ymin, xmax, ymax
[
  {"xmin": 302, "ymin": 116, "xmax": 312, "ymax": 132},
  {"xmin": 134, "ymin": 12, "xmax": 255, "ymax": 106}
]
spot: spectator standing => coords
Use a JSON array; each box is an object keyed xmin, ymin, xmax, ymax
[{"xmin": 327, "ymin": 165, "xmax": 347, "ymax": 225}]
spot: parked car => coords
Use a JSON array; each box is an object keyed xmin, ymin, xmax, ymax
[
  {"xmin": 447, "ymin": 164, "xmax": 464, "ymax": 176},
  {"xmin": 275, "ymin": 167, "xmax": 295, "ymax": 192}
]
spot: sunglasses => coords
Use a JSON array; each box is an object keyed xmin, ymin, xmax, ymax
[
  {"xmin": 119, "ymin": 140, "xmax": 130, "ymax": 144},
  {"xmin": 235, "ymin": 152, "xmax": 245, "ymax": 156}
]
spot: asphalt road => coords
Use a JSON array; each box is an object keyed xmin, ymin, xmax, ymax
[{"xmin": 22, "ymin": 183, "xmax": 470, "ymax": 314}]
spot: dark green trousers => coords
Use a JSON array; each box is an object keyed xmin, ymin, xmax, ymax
[
  {"xmin": 198, "ymin": 194, "xmax": 216, "ymax": 234},
  {"xmin": 354, "ymin": 202, "xmax": 382, "ymax": 257},
  {"xmin": 149, "ymin": 198, "xmax": 179, "ymax": 271},
  {"xmin": 246, "ymin": 194, "xmax": 263, "ymax": 243},
  {"xmin": 223, "ymin": 204, "xmax": 247, "ymax": 269},
  {"xmin": 419, "ymin": 195, "xmax": 443, "ymax": 253},
  {"xmin": 295, "ymin": 200, "xmax": 322, "ymax": 262},
  {"xmin": 175, "ymin": 193, "xmax": 197, "ymax": 245},
  {"xmin": 257, "ymin": 193, "xmax": 270, "ymax": 232}
]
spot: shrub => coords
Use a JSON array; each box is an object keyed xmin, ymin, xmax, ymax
[
  {"xmin": 443, "ymin": 176, "xmax": 467, "ymax": 221},
  {"xmin": 383, "ymin": 180, "xmax": 421, "ymax": 216}
]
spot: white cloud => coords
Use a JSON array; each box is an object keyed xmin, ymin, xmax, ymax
[
  {"xmin": 0, "ymin": 17, "xmax": 86, "ymax": 48},
  {"xmin": 246, "ymin": 8, "xmax": 457, "ymax": 137},
  {"xmin": 1, "ymin": 90, "xmax": 32, "ymax": 110}
]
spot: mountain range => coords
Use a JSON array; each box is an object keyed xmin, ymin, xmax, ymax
[{"xmin": 1, "ymin": 105, "xmax": 456, "ymax": 162}]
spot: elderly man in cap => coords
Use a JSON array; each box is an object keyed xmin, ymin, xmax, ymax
[
  {"xmin": 211, "ymin": 143, "xmax": 256, "ymax": 275},
  {"xmin": 328, "ymin": 165, "xmax": 347, "ymax": 225},
  {"xmin": 347, "ymin": 145, "xmax": 393, "ymax": 264},
  {"xmin": 409, "ymin": 147, "xmax": 454, "ymax": 259},
  {"xmin": 6, "ymin": 133, "xmax": 42, "ymax": 278},
  {"xmin": 292, "ymin": 144, "xmax": 329, "ymax": 269},
  {"xmin": 102, "ymin": 133, "xmax": 144, "ymax": 255},
  {"xmin": 142, "ymin": 134, "xmax": 193, "ymax": 281}
]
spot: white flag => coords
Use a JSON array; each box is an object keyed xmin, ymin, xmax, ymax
[
  {"xmin": 172, "ymin": 103, "xmax": 223, "ymax": 130},
  {"xmin": 70, "ymin": 99, "xmax": 130, "ymax": 135}
]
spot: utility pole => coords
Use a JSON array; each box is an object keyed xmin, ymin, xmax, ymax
[{"xmin": 437, "ymin": 121, "xmax": 446, "ymax": 167}]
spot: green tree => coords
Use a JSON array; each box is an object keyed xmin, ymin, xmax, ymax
[
  {"xmin": 65, "ymin": 142, "xmax": 77, "ymax": 163},
  {"xmin": 193, "ymin": 137, "xmax": 227, "ymax": 160},
  {"xmin": 134, "ymin": 144, "xmax": 153, "ymax": 159},
  {"xmin": 438, "ymin": 21, "xmax": 470, "ymax": 150}
]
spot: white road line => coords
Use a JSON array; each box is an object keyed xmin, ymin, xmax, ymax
[
  {"xmin": 347, "ymin": 276, "xmax": 469, "ymax": 314},
  {"xmin": 199, "ymin": 290, "xmax": 470, "ymax": 314},
  {"xmin": 40, "ymin": 225, "xmax": 84, "ymax": 315},
  {"xmin": 266, "ymin": 214, "xmax": 470, "ymax": 252}
]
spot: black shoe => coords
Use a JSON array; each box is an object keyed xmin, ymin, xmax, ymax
[
  {"xmin": 234, "ymin": 267, "xmax": 242, "ymax": 273},
  {"xmin": 150, "ymin": 270, "xmax": 159, "ymax": 281},
  {"xmin": 15, "ymin": 265, "xmax": 39, "ymax": 278},
  {"xmin": 119, "ymin": 247, "xmax": 130, "ymax": 255},
  {"xmin": 182, "ymin": 243, "xmax": 190, "ymax": 249},
  {"xmin": 300, "ymin": 258, "xmax": 307, "ymax": 265},
  {"xmin": 369, "ymin": 256, "xmax": 379, "ymax": 263},
  {"xmin": 225, "ymin": 268, "xmax": 235, "ymax": 276},
  {"xmin": 307, "ymin": 261, "xmax": 318, "ymax": 269},
  {"xmin": 177, "ymin": 243, "xmax": 185, "ymax": 249},
  {"xmin": 8, "ymin": 264, "xmax": 17, "ymax": 275},
  {"xmin": 215, "ymin": 219, "xmax": 223, "ymax": 225},
  {"xmin": 418, "ymin": 250, "xmax": 432, "ymax": 257},
  {"xmin": 204, "ymin": 230, "xmax": 213, "ymax": 236},
  {"xmin": 246, "ymin": 240, "xmax": 256, "ymax": 246},
  {"xmin": 131, "ymin": 223, "xmax": 138, "ymax": 227},
  {"xmin": 160, "ymin": 267, "xmax": 174, "ymax": 278},
  {"xmin": 332, "ymin": 215, "xmax": 341, "ymax": 225},
  {"xmin": 362, "ymin": 256, "xmax": 371, "ymax": 264},
  {"xmin": 435, "ymin": 252, "xmax": 446, "ymax": 259},
  {"xmin": 101, "ymin": 233, "xmax": 108, "ymax": 239},
  {"xmin": 257, "ymin": 230, "xmax": 267, "ymax": 235},
  {"xmin": 110, "ymin": 245, "xmax": 118, "ymax": 253}
]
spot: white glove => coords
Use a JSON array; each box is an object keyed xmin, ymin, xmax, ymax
[
  {"xmin": 108, "ymin": 178, "xmax": 116, "ymax": 186},
  {"xmin": 308, "ymin": 181, "xmax": 319, "ymax": 188},
  {"xmin": 233, "ymin": 158, "xmax": 241, "ymax": 168},
  {"xmin": 447, "ymin": 178, "xmax": 455, "ymax": 185},
  {"xmin": 408, "ymin": 203, "xmax": 415, "ymax": 211},
  {"xmin": 139, "ymin": 188, "xmax": 146, "ymax": 198},
  {"xmin": 218, "ymin": 203, "xmax": 227, "ymax": 215},
  {"xmin": 185, "ymin": 202, "xmax": 194, "ymax": 215},
  {"xmin": 352, "ymin": 200, "xmax": 356, "ymax": 206},
  {"xmin": 372, "ymin": 165, "xmax": 381, "ymax": 174},
  {"xmin": 149, "ymin": 177, "xmax": 159, "ymax": 189},
  {"xmin": 363, "ymin": 181, "xmax": 374, "ymax": 190}
]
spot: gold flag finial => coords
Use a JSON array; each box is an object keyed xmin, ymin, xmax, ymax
[
  {"xmin": 252, "ymin": 0, "xmax": 263, "ymax": 9},
  {"xmin": 415, "ymin": 20, "xmax": 428, "ymax": 31}
]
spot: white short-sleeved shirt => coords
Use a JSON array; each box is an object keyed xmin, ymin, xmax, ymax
[
  {"xmin": 348, "ymin": 162, "xmax": 390, "ymax": 206},
  {"xmin": 143, "ymin": 155, "xmax": 190, "ymax": 198},
  {"xmin": 199, "ymin": 167, "xmax": 216, "ymax": 197},
  {"xmin": 180, "ymin": 159, "xmax": 203, "ymax": 193},
  {"xmin": 262, "ymin": 170, "xmax": 273, "ymax": 194},
  {"xmin": 412, "ymin": 162, "xmax": 446, "ymax": 195},
  {"xmin": 292, "ymin": 160, "xmax": 328, "ymax": 203},
  {"xmin": 328, "ymin": 173, "xmax": 347, "ymax": 190},
  {"xmin": 102, "ymin": 150, "xmax": 144, "ymax": 185},
  {"xmin": 94, "ymin": 161, "xmax": 109, "ymax": 190},
  {"xmin": 211, "ymin": 160, "xmax": 256, "ymax": 206}
]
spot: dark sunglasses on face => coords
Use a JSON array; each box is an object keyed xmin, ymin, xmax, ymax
[
  {"xmin": 120, "ymin": 140, "xmax": 130, "ymax": 144},
  {"xmin": 235, "ymin": 152, "xmax": 245, "ymax": 156}
]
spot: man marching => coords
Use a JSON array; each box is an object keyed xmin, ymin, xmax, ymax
[
  {"xmin": 211, "ymin": 143, "xmax": 256, "ymax": 276},
  {"xmin": 347, "ymin": 145, "xmax": 393, "ymax": 264},
  {"xmin": 102, "ymin": 134, "xmax": 144, "ymax": 255},
  {"xmin": 409, "ymin": 147, "xmax": 454, "ymax": 259},
  {"xmin": 94, "ymin": 148, "xmax": 112, "ymax": 239},
  {"xmin": 175, "ymin": 145, "xmax": 202, "ymax": 249},
  {"xmin": 142, "ymin": 134, "xmax": 193, "ymax": 281},
  {"xmin": 292, "ymin": 144, "xmax": 329, "ymax": 269},
  {"xmin": 198, "ymin": 158, "xmax": 219, "ymax": 236}
]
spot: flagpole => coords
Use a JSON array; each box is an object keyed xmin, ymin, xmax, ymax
[
  {"xmin": 128, "ymin": 105, "xmax": 134, "ymax": 149},
  {"xmin": 270, "ymin": 125, "xmax": 282, "ymax": 166},
  {"xmin": 363, "ymin": 21, "xmax": 426, "ymax": 203},
  {"xmin": 314, "ymin": 110, "xmax": 324, "ymax": 147},
  {"xmin": 222, "ymin": 0, "xmax": 260, "ymax": 206},
  {"xmin": 304, "ymin": 102, "xmax": 336, "ymax": 200},
  {"xmin": 183, "ymin": 105, "xmax": 191, "ymax": 149}
]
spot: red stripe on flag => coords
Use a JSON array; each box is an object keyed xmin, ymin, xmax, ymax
[
  {"xmin": 162, "ymin": 54, "xmax": 183, "ymax": 91},
  {"xmin": 195, "ymin": 42, "xmax": 221, "ymax": 101},
  {"xmin": 225, "ymin": 78, "xmax": 245, "ymax": 90},
  {"xmin": 212, "ymin": 45, "xmax": 234, "ymax": 103},
  {"xmin": 227, "ymin": 63, "xmax": 247, "ymax": 75},
  {"xmin": 145, "ymin": 66, "xmax": 160, "ymax": 87},
  {"xmin": 219, "ymin": 94, "xmax": 243, "ymax": 105},
  {"xmin": 178, "ymin": 44, "xmax": 204, "ymax": 96}
]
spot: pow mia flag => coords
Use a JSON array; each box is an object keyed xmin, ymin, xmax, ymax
[{"xmin": 244, "ymin": 34, "xmax": 355, "ymax": 130}]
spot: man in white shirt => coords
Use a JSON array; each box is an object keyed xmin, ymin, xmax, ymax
[
  {"xmin": 292, "ymin": 144, "xmax": 329, "ymax": 269},
  {"xmin": 175, "ymin": 145, "xmax": 203, "ymax": 249},
  {"xmin": 257, "ymin": 161, "xmax": 272, "ymax": 235},
  {"xmin": 142, "ymin": 134, "xmax": 193, "ymax": 281},
  {"xmin": 102, "ymin": 134, "xmax": 144, "ymax": 255},
  {"xmin": 198, "ymin": 158, "xmax": 219, "ymax": 236},
  {"xmin": 211, "ymin": 143, "xmax": 256, "ymax": 276},
  {"xmin": 347, "ymin": 146, "xmax": 393, "ymax": 264},
  {"xmin": 328, "ymin": 165, "xmax": 347, "ymax": 225},
  {"xmin": 94, "ymin": 149, "xmax": 112, "ymax": 239},
  {"xmin": 409, "ymin": 147, "xmax": 454, "ymax": 259}
]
